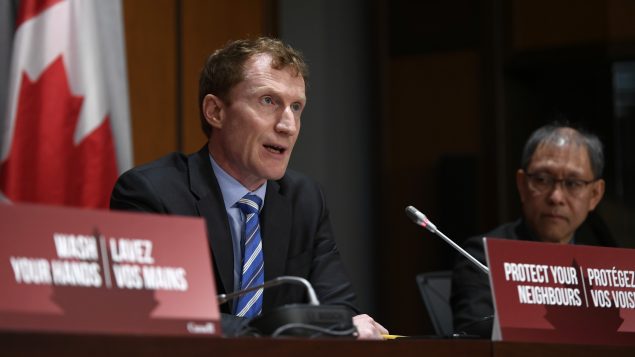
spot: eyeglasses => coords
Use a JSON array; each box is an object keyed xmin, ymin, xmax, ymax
[{"xmin": 524, "ymin": 172, "xmax": 597, "ymax": 197}]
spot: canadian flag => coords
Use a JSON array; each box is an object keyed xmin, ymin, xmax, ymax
[{"xmin": 0, "ymin": 0, "xmax": 132, "ymax": 208}]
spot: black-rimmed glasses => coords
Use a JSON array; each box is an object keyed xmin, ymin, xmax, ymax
[{"xmin": 525, "ymin": 172, "xmax": 597, "ymax": 197}]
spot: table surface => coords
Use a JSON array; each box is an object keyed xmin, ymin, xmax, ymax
[{"xmin": 2, "ymin": 331, "xmax": 635, "ymax": 357}]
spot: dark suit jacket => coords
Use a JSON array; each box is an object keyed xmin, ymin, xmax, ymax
[
  {"xmin": 110, "ymin": 146, "xmax": 359, "ymax": 315},
  {"xmin": 451, "ymin": 216, "xmax": 616, "ymax": 338}
]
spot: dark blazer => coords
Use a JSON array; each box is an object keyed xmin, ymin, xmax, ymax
[
  {"xmin": 451, "ymin": 216, "xmax": 616, "ymax": 337},
  {"xmin": 110, "ymin": 146, "xmax": 359, "ymax": 315}
]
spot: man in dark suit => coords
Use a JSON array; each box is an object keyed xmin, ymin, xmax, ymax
[
  {"xmin": 110, "ymin": 38, "xmax": 387, "ymax": 339},
  {"xmin": 451, "ymin": 123, "xmax": 615, "ymax": 338}
]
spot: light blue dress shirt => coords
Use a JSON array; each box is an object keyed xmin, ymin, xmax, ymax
[{"xmin": 209, "ymin": 154, "xmax": 266, "ymax": 294}]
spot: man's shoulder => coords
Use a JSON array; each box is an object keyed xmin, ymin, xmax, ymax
[
  {"xmin": 276, "ymin": 169, "xmax": 322, "ymax": 192},
  {"xmin": 464, "ymin": 220, "xmax": 524, "ymax": 247},
  {"xmin": 111, "ymin": 150, "xmax": 206, "ymax": 213},
  {"xmin": 125, "ymin": 152, "xmax": 190, "ymax": 176},
  {"xmin": 483, "ymin": 220, "xmax": 524, "ymax": 240},
  {"xmin": 270, "ymin": 169, "xmax": 327, "ymax": 212},
  {"xmin": 120, "ymin": 150, "xmax": 209, "ymax": 186},
  {"xmin": 114, "ymin": 151, "xmax": 198, "ymax": 196},
  {"xmin": 279, "ymin": 168, "xmax": 315, "ymax": 182}
]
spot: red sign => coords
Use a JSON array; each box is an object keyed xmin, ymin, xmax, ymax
[
  {"xmin": 485, "ymin": 238, "xmax": 635, "ymax": 345},
  {"xmin": 0, "ymin": 203, "xmax": 220, "ymax": 336}
]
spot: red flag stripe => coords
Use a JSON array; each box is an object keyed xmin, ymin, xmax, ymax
[{"xmin": 16, "ymin": 0, "xmax": 65, "ymax": 28}]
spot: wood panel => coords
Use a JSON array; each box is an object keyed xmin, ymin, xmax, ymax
[
  {"xmin": 511, "ymin": 0, "xmax": 606, "ymax": 51},
  {"xmin": 123, "ymin": 0, "xmax": 178, "ymax": 165},
  {"xmin": 510, "ymin": 0, "xmax": 635, "ymax": 54},
  {"xmin": 608, "ymin": 0, "xmax": 635, "ymax": 41},
  {"xmin": 3, "ymin": 331, "xmax": 493, "ymax": 357},
  {"xmin": 4, "ymin": 331, "xmax": 635, "ymax": 357}
]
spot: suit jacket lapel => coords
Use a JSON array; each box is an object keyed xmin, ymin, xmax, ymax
[
  {"xmin": 188, "ymin": 146, "xmax": 235, "ymax": 300},
  {"xmin": 188, "ymin": 146, "xmax": 293, "ymax": 312},
  {"xmin": 261, "ymin": 179, "xmax": 293, "ymax": 311}
]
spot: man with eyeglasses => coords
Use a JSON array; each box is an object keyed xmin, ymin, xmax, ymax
[{"xmin": 450, "ymin": 123, "xmax": 617, "ymax": 338}]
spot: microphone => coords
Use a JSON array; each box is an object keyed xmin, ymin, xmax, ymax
[
  {"xmin": 218, "ymin": 276, "xmax": 355, "ymax": 338},
  {"xmin": 405, "ymin": 206, "xmax": 489, "ymax": 274},
  {"xmin": 217, "ymin": 276, "xmax": 320, "ymax": 306}
]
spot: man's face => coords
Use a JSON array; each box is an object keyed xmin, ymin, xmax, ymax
[
  {"xmin": 516, "ymin": 141, "xmax": 605, "ymax": 244},
  {"xmin": 205, "ymin": 54, "xmax": 306, "ymax": 191}
]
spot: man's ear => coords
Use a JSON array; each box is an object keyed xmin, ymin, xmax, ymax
[
  {"xmin": 588, "ymin": 178, "xmax": 605, "ymax": 211},
  {"xmin": 202, "ymin": 94, "xmax": 224, "ymax": 129},
  {"xmin": 516, "ymin": 169, "xmax": 528, "ymax": 203}
]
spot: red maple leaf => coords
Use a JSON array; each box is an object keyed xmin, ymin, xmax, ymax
[{"xmin": 0, "ymin": 56, "xmax": 118, "ymax": 208}]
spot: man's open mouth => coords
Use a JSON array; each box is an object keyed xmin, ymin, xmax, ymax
[{"xmin": 264, "ymin": 144, "xmax": 285, "ymax": 154}]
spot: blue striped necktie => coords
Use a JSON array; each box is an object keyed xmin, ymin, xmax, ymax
[{"xmin": 235, "ymin": 194, "xmax": 264, "ymax": 318}]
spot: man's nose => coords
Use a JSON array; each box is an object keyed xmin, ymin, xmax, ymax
[
  {"xmin": 275, "ymin": 107, "xmax": 298, "ymax": 135},
  {"xmin": 547, "ymin": 181, "xmax": 566, "ymax": 203}
]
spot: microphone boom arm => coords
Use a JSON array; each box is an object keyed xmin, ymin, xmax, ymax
[
  {"xmin": 218, "ymin": 276, "xmax": 320, "ymax": 306},
  {"xmin": 405, "ymin": 206, "xmax": 489, "ymax": 274}
]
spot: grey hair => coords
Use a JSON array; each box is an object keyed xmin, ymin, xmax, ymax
[{"xmin": 521, "ymin": 123, "xmax": 605, "ymax": 179}]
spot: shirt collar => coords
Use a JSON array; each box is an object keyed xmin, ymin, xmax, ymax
[{"xmin": 209, "ymin": 154, "xmax": 267, "ymax": 209}]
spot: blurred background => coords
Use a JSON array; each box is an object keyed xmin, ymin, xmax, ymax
[{"xmin": 26, "ymin": 0, "xmax": 635, "ymax": 335}]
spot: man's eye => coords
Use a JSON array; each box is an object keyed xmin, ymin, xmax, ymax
[
  {"xmin": 290, "ymin": 102, "xmax": 302, "ymax": 112},
  {"xmin": 535, "ymin": 175, "xmax": 551, "ymax": 184},
  {"xmin": 565, "ymin": 180, "xmax": 584, "ymax": 189},
  {"xmin": 261, "ymin": 96, "xmax": 274, "ymax": 105}
]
